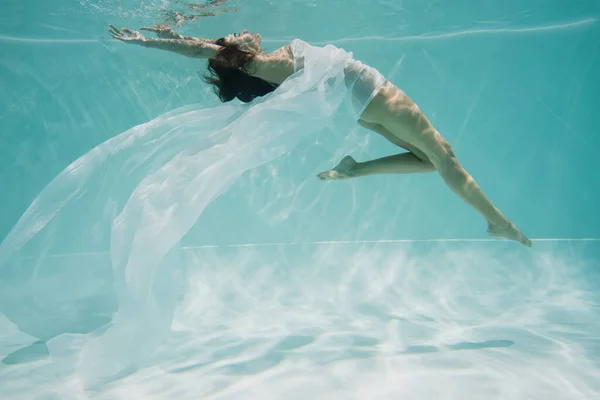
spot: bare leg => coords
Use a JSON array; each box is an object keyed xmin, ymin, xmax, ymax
[
  {"xmin": 389, "ymin": 127, "xmax": 532, "ymax": 247},
  {"xmin": 318, "ymin": 120, "xmax": 436, "ymax": 179},
  {"xmin": 317, "ymin": 152, "xmax": 434, "ymax": 180},
  {"xmin": 358, "ymin": 84, "xmax": 531, "ymax": 247}
]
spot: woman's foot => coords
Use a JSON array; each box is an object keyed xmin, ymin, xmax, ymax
[
  {"xmin": 317, "ymin": 155, "xmax": 357, "ymax": 180},
  {"xmin": 487, "ymin": 222, "xmax": 532, "ymax": 247}
]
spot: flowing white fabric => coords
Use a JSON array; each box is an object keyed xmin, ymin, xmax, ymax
[{"xmin": 0, "ymin": 39, "xmax": 354, "ymax": 385}]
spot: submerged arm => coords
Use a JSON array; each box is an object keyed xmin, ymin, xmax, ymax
[
  {"xmin": 141, "ymin": 37, "xmax": 221, "ymax": 58},
  {"xmin": 139, "ymin": 24, "xmax": 199, "ymax": 41},
  {"xmin": 109, "ymin": 25, "xmax": 221, "ymax": 59}
]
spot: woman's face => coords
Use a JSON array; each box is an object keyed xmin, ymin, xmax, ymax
[{"xmin": 224, "ymin": 30, "xmax": 262, "ymax": 53}]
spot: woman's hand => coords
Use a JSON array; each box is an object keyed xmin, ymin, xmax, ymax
[{"xmin": 108, "ymin": 25, "xmax": 147, "ymax": 44}]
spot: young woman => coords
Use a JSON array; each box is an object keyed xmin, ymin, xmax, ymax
[{"xmin": 109, "ymin": 25, "xmax": 532, "ymax": 247}]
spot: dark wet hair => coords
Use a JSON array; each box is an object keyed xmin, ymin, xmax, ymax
[{"xmin": 203, "ymin": 38, "xmax": 278, "ymax": 103}]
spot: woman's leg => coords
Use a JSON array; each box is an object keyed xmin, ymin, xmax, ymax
[
  {"xmin": 317, "ymin": 152, "xmax": 434, "ymax": 180},
  {"xmin": 317, "ymin": 121, "xmax": 435, "ymax": 179},
  {"xmin": 359, "ymin": 83, "xmax": 532, "ymax": 246},
  {"xmin": 385, "ymin": 120, "xmax": 531, "ymax": 246}
]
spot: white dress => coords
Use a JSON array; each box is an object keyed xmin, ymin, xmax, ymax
[
  {"xmin": 0, "ymin": 35, "xmax": 369, "ymax": 386},
  {"xmin": 290, "ymin": 38, "xmax": 387, "ymax": 120}
]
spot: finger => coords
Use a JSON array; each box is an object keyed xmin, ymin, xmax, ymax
[
  {"xmin": 108, "ymin": 24, "xmax": 121, "ymax": 33},
  {"xmin": 108, "ymin": 27, "xmax": 122, "ymax": 36},
  {"xmin": 108, "ymin": 26, "xmax": 121, "ymax": 36}
]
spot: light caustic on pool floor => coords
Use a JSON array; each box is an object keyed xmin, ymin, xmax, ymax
[{"xmin": 1, "ymin": 243, "xmax": 599, "ymax": 399}]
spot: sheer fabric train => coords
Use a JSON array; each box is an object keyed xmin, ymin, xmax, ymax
[{"xmin": 0, "ymin": 39, "xmax": 354, "ymax": 385}]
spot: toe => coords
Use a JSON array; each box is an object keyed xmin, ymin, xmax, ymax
[{"xmin": 317, "ymin": 171, "xmax": 331, "ymax": 180}]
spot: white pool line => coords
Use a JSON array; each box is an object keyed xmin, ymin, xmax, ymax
[
  {"xmin": 1, "ymin": 17, "xmax": 595, "ymax": 46},
  {"xmin": 264, "ymin": 18, "xmax": 598, "ymax": 45},
  {"xmin": 0, "ymin": 37, "xmax": 99, "ymax": 43},
  {"xmin": 8, "ymin": 237, "xmax": 600, "ymax": 260},
  {"xmin": 183, "ymin": 237, "xmax": 600, "ymax": 249}
]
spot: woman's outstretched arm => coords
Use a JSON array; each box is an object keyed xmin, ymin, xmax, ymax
[
  {"xmin": 139, "ymin": 24, "xmax": 207, "ymax": 41},
  {"xmin": 108, "ymin": 24, "xmax": 221, "ymax": 59}
]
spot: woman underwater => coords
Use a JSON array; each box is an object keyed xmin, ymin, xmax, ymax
[{"xmin": 109, "ymin": 25, "xmax": 532, "ymax": 247}]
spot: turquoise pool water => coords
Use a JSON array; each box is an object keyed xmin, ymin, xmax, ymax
[{"xmin": 1, "ymin": 0, "xmax": 600, "ymax": 398}]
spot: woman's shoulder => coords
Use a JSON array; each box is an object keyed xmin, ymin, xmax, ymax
[
  {"xmin": 252, "ymin": 45, "xmax": 295, "ymax": 84},
  {"xmin": 264, "ymin": 43, "xmax": 294, "ymax": 63}
]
